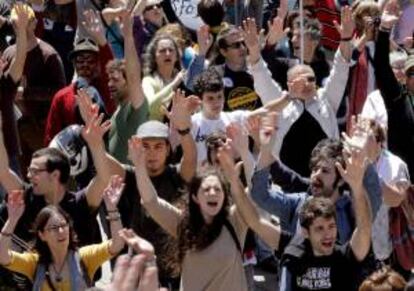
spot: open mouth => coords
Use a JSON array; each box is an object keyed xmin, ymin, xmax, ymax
[
  {"xmin": 207, "ymin": 201, "xmax": 218, "ymax": 207},
  {"xmin": 321, "ymin": 241, "xmax": 333, "ymax": 248}
]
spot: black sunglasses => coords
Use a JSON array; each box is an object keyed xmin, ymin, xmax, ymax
[
  {"xmin": 225, "ymin": 41, "xmax": 245, "ymax": 49},
  {"xmin": 406, "ymin": 71, "xmax": 414, "ymax": 78},
  {"xmin": 144, "ymin": 3, "xmax": 162, "ymax": 12},
  {"xmin": 306, "ymin": 76, "xmax": 316, "ymax": 83}
]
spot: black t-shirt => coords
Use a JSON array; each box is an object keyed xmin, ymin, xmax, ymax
[
  {"xmin": 0, "ymin": 186, "xmax": 101, "ymax": 247},
  {"xmin": 215, "ymin": 64, "xmax": 262, "ymax": 111},
  {"xmin": 117, "ymin": 164, "xmax": 185, "ymax": 279},
  {"xmin": 281, "ymin": 239, "xmax": 360, "ymax": 291}
]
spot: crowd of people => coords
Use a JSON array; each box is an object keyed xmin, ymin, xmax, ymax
[{"xmin": 0, "ymin": 0, "xmax": 414, "ymax": 290}]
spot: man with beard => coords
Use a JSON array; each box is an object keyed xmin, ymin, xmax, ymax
[
  {"xmin": 251, "ymin": 137, "xmax": 382, "ymax": 245},
  {"xmin": 44, "ymin": 9, "xmax": 116, "ymax": 145},
  {"xmin": 107, "ymin": 11, "xmax": 148, "ymax": 164}
]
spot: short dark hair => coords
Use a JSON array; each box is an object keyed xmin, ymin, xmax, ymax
[
  {"xmin": 309, "ymin": 139, "xmax": 345, "ymax": 172},
  {"xmin": 32, "ymin": 148, "xmax": 70, "ymax": 184},
  {"xmin": 193, "ymin": 67, "xmax": 224, "ymax": 97},
  {"xmin": 205, "ymin": 131, "xmax": 226, "ymax": 165},
  {"xmin": 197, "ymin": 0, "xmax": 224, "ymax": 27},
  {"xmin": 299, "ymin": 197, "xmax": 336, "ymax": 230},
  {"xmin": 216, "ymin": 25, "xmax": 241, "ymax": 49}
]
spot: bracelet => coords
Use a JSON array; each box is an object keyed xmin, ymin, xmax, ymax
[
  {"xmin": 0, "ymin": 231, "xmax": 12, "ymax": 237},
  {"xmin": 106, "ymin": 213, "xmax": 121, "ymax": 221},
  {"xmin": 340, "ymin": 37, "xmax": 352, "ymax": 42}
]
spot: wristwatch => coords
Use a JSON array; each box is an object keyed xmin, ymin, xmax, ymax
[{"xmin": 177, "ymin": 128, "xmax": 191, "ymax": 136}]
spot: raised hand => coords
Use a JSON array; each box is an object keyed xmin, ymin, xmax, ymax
[
  {"xmin": 226, "ymin": 122, "xmax": 249, "ymax": 157},
  {"xmin": 102, "ymin": 7, "xmax": 128, "ymax": 26},
  {"xmin": 120, "ymin": 8, "xmax": 133, "ymax": 37},
  {"xmin": 380, "ymin": 0, "xmax": 400, "ymax": 30},
  {"xmin": 7, "ymin": 190, "xmax": 25, "ymax": 224},
  {"xmin": 336, "ymin": 147, "xmax": 368, "ymax": 191},
  {"xmin": 266, "ymin": 7, "xmax": 289, "ymax": 47},
  {"xmin": 128, "ymin": 136, "xmax": 146, "ymax": 167},
  {"xmin": 82, "ymin": 10, "xmax": 107, "ymax": 45},
  {"xmin": 119, "ymin": 228, "xmax": 155, "ymax": 257},
  {"xmin": 11, "ymin": 3, "xmax": 31, "ymax": 33},
  {"xmin": 197, "ymin": 25, "xmax": 213, "ymax": 56},
  {"xmin": 334, "ymin": 6, "xmax": 354, "ymax": 39},
  {"xmin": 76, "ymin": 88, "xmax": 100, "ymax": 125},
  {"xmin": 167, "ymin": 89, "xmax": 200, "ymax": 131},
  {"xmin": 103, "ymin": 175, "xmax": 124, "ymax": 210},
  {"xmin": 217, "ymin": 142, "xmax": 239, "ymax": 180},
  {"xmin": 81, "ymin": 112, "xmax": 111, "ymax": 147},
  {"xmin": 259, "ymin": 112, "xmax": 278, "ymax": 148},
  {"xmin": 242, "ymin": 18, "xmax": 261, "ymax": 64}
]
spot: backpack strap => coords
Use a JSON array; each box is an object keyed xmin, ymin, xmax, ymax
[
  {"xmin": 223, "ymin": 219, "xmax": 242, "ymax": 258},
  {"xmin": 32, "ymin": 262, "xmax": 47, "ymax": 291},
  {"xmin": 68, "ymin": 250, "xmax": 93, "ymax": 289}
]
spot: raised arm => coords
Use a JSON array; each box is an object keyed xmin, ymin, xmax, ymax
[
  {"xmin": 167, "ymin": 90, "xmax": 200, "ymax": 182},
  {"xmin": 226, "ymin": 122, "xmax": 255, "ymax": 188},
  {"xmin": 336, "ymin": 148, "xmax": 372, "ymax": 262},
  {"xmin": 0, "ymin": 114, "xmax": 24, "ymax": 192},
  {"xmin": 121, "ymin": 10, "xmax": 145, "ymax": 109},
  {"xmin": 129, "ymin": 137, "xmax": 182, "ymax": 237},
  {"xmin": 77, "ymin": 91, "xmax": 125, "ymax": 209},
  {"xmin": 7, "ymin": 3, "xmax": 29, "ymax": 83},
  {"xmin": 244, "ymin": 18, "xmax": 283, "ymax": 105},
  {"xmin": 102, "ymin": 175, "xmax": 125, "ymax": 255},
  {"xmin": 374, "ymin": 0, "xmax": 402, "ymax": 105},
  {"xmin": 217, "ymin": 145, "xmax": 282, "ymax": 251},
  {"xmin": 0, "ymin": 190, "xmax": 25, "ymax": 266}
]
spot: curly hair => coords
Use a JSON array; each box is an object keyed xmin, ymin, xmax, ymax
[
  {"xmin": 358, "ymin": 266, "xmax": 407, "ymax": 291},
  {"xmin": 351, "ymin": 0, "xmax": 380, "ymax": 34},
  {"xmin": 193, "ymin": 67, "xmax": 224, "ymax": 97},
  {"xmin": 142, "ymin": 34, "xmax": 182, "ymax": 77},
  {"xmin": 175, "ymin": 168, "xmax": 230, "ymax": 266},
  {"xmin": 299, "ymin": 197, "xmax": 336, "ymax": 230},
  {"xmin": 32, "ymin": 205, "xmax": 78, "ymax": 266}
]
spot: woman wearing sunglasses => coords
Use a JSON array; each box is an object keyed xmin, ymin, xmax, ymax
[{"xmin": 0, "ymin": 176, "xmax": 125, "ymax": 290}]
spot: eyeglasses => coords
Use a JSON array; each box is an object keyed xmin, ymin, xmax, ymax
[
  {"xmin": 144, "ymin": 3, "xmax": 162, "ymax": 12},
  {"xmin": 225, "ymin": 41, "xmax": 246, "ymax": 49},
  {"xmin": 306, "ymin": 76, "xmax": 316, "ymax": 83},
  {"xmin": 27, "ymin": 167, "xmax": 49, "ymax": 175},
  {"xmin": 45, "ymin": 223, "xmax": 69, "ymax": 233},
  {"xmin": 406, "ymin": 71, "xmax": 414, "ymax": 78}
]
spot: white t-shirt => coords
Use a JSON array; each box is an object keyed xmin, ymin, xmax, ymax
[
  {"xmin": 372, "ymin": 150, "xmax": 410, "ymax": 260},
  {"xmin": 191, "ymin": 111, "xmax": 249, "ymax": 166},
  {"xmin": 361, "ymin": 90, "xmax": 388, "ymax": 130}
]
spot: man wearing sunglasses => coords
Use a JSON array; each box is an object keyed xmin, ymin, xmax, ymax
[
  {"xmin": 374, "ymin": 2, "xmax": 414, "ymax": 184},
  {"xmin": 213, "ymin": 25, "xmax": 262, "ymax": 112}
]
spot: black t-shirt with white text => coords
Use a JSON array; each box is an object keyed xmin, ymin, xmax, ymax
[{"xmin": 281, "ymin": 239, "xmax": 360, "ymax": 291}]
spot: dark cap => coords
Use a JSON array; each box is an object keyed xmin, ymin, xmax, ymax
[
  {"xmin": 69, "ymin": 38, "xmax": 99, "ymax": 61},
  {"xmin": 136, "ymin": 121, "xmax": 169, "ymax": 139}
]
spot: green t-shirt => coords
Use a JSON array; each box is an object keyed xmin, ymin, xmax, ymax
[{"xmin": 108, "ymin": 99, "xmax": 149, "ymax": 163}]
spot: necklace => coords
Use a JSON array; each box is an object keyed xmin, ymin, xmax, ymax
[{"xmin": 51, "ymin": 260, "xmax": 65, "ymax": 282}]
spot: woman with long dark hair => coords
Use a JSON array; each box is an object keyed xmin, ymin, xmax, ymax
[
  {"xmin": 128, "ymin": 136, "xmax": 283, "ymax": 290},
  {"xmin": 0, "ymin": 176, "xmax": 125, "ymax": 290}
]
